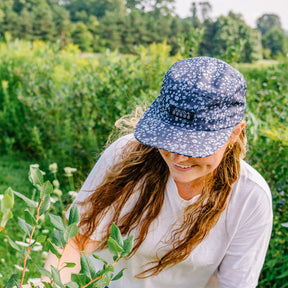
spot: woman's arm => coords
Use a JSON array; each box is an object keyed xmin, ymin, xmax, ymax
[{"xmin": 42, "ymin": 234, "xmax": 100, "ymax": 284}]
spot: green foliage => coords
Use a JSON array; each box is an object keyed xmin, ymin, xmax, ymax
[
  {"xmin": 262, "ymin": 28, "xmax": 287, "ymax": 59},
  {"xmin": 1, "ymin": 165, "xmax": 134, "ymax": 288},
  {"xmin": 0, "ymin": 0, "xmax": 282, "ymax": 60},
  {"xmin": 0, "ymin": 39, "xmax": 175, "ymax": 176},
  {"xmin": 210, "ymin": 12, "xmax": 261, "ymax": 63},
  {"xmin": 0, "ymin": 38, "xmax": 288, "ymax": 286},
  {"xmin": 256, "ymin": 14, "xmax": 283, "ymax": 36},
  {"xmin": 238, "ymin": 61, "xmax": 288, "ymax": 288},
  {"xmin": 0, "ymin": 187, "xmax": 14, "ymax": 230},
  {"xmin": 177, "ymin": 27, "xmax": 205, "ymax": 58}
]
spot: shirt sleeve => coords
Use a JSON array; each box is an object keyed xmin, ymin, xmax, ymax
[{"xmin": 217, "ymin": 185, "xmax": 273, "ymax": 288}]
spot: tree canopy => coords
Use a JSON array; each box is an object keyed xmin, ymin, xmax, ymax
[{"xmin": 0, "ymin": 0, "xmax": 287, "ymax": 61}]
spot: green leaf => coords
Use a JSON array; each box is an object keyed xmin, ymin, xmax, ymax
[
  {"xmin": 41, "ymin": 181, "xmax": 53, "ymax": 198},
  {"xmin": 13, "ymin": 190, "xmax": 38, "ymax": 208},
  {"xmin": 64, "ymin": 262, "xmax": 76, "ymax": 268},
  {"xmin": 29, "ymin": 166, "xmax": 44, "ymax": 188},
  {"xmin": 110, "ymin": 222, "xmax": 123, "ymax": 247},
  {"xmin": 48, "ymin": 240, "xmax": 62, "ymax": 258},
  {"xmin": 107, "ymin": 236, "xmax": 124, "ymax": 256},
  {"xmin": 1, "ymin": 194, "xmax": 13, "ymax": 211},
  {"xmin": 80, "ymin": 253, "xmax": 97, "ymax": 279},
  {"xmin": 121, "ymin": 235, "xmax": 134, "ymax": 257},
  {"xmin": 51, "ymin": 230, "xmax": 66, "ymax": 249},
  {"xmin": 1, "ymin": 209, "xmax": 13, "ymax": 228},
  {"xmin": 7, "ymin": 236, "xmax": 21, "ymax": 252},
  {"xmin": 91, "ymin": 254, "xmax": 108, "ymax": 267},
  {"xmin": 36, "ymin": 264, "xmax": 51, "ymax": 278},
  {"xmin": 64, "ymin": 223, "xmax": 78, "ymax": 242},
  {"xmin": 4, "ymin": 187, "xmax": 14, "ymax": 206},
  {"xmin": 42, "ymin": 281, "xmax": 53, "ymax": 288},
  {"xmin": 39, "ymin": 194, "xmax": 51, "ymax": 216},
  {"xmin": 71, "ymin": 273, "xmax": 90, "ymax": 286},
  {"xmin": 36, "ymin": 234, "xmax": 47, "ymax": 243},
  {"xmin": 24, "ymin": 209, "xmax": 36, "ymax": 226},
  {"xmin": 94, "ymin": 269, "xmax": 113, "ymax": 288},
  {"xmin": 64, "ymin": 282, "xmax": 79, "ymax": 288},
  {"xmin": 282, "ymin": 222, "xmax": 288, "ymax": 228},
  {"xmin": 51, "ymin": 266, "xmax": 65, "ymax": 288},
  {"xmin": 17, "ymin": 217, "xmax": 33, "ymax": 236},
  {"xmin": 4, "ymin": 273, "xmax": 19, "ymax": 288},
  {"xmin": 49, "ymin": 214, "xmax": 65, "ymax": 231},
  {"xmin": 68, "ymin": 205, "xmax": 80, "ymax": 226},
  {"xmin": 112, "ymin": 268, "xmax": 127, "ymax": 281}
]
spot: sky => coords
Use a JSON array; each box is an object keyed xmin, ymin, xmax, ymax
[{"xmin": 174, "ymin": 0, "xmax": 288, "ymax": 31}]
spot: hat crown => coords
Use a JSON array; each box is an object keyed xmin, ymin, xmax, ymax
[
  {"xmin": 134, "ymin": 57, "xmax": 247, "ymax": 157},
  {"xmin": 159, "ymin": 57, "xmax": 246, "ymax": 131}
]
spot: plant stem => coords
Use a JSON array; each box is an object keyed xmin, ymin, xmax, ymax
[
  {"xmin": 19, "ymin": 198, "xmax": 44, "ymax": 288},
  {"xmin": 112, "ymin": 254, "xmax": 121, "ymax": 266},
  {"xmin": 82, "ymin": 275, "xmax": 103, "ymax": 288}
]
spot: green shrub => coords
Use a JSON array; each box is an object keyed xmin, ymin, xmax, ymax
[{"xmin": 0, "ymin": 39, "xmax": 174, "ymax": 178}]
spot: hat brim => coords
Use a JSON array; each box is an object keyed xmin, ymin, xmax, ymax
[{"xmin": 134, "ymin": 97, "xmax": 235, "ymax": 158}]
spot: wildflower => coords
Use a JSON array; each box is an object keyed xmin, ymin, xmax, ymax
[
  {"xmin": 32, "ymin": 244, "xmax": 43, "ymax": 251},
  {"xmin": 50, "ymin": 197, "xmax": 58, "ymax": 203},
  {"xmin": 30, "ymin": 164, "xmax": 39, "ymax": 168},
  {"xmin": 15, "ymin": 241, "xmax": 29, "ymax": 247},
  {"xmin": 39, "ymin": 214, "xmax": 45, "ymax": 222},
  {"xmin": 1, "ymin": 258, "xmax": 5, "ymax": 263},
  {"xmin": 42, "ymin": 229, "xmax": 50, "ymax": 234},
  {"xmin": 30, "ymin": 164, "xmax": 46, "ymax": 175},
  {"xmin": 0, "ymin": 194, "xmax": 3, "ymax": 201},
  {"xmin": 0, "ymin": 273, "xmax": 2, "ymax": 278},
  {"xmin": 53, "ymin": 188, "xmax": 62, "ymax": 197},
  {"xmin": 28, "ymin": 278, "xmax": 41, "ymax": 284},
  {"xmin": 14, "ymin": 264, "xmax": 29, "ymax": 271},
  {"xmin": 42, "ymin": 251, "xmax": 48, "ymax": 259},
  {"xmin": 68, "ymin": 191, "xmax": 78, "ymax": 199},
  {"xmin": 49, "ymin": 163, "xmax": 58, "ymax": 174},
  {"xmin": 20, "ymin": 239, "xmax": 43, "ymax": 251},
  {"xmin": 64, "ymin": 167, "xmax": 77, "ymax": 177},
  {"xmin": 52, "ymin": 179, "xmax": 60, "ymax": 188}
]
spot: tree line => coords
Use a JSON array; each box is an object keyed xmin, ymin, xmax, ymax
[{"xmin": 0, "ymin": 0, "xmax": 287, "ymax": 62}]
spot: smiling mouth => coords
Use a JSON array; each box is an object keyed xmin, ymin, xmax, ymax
[{"xmin": 173, "ymin": 163, "xmax": 196, "ymax": 169}]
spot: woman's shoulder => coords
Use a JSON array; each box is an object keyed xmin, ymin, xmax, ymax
[
  {"xmin": 101, "ymin": 133, "xmax": 136, "ymax": 160},
  {"xmin": 238, "ymin": 159, "xmax": 271, "ymax": 198},
  {"xmin": 230, "ymin": 160, "xmax": 272, "ymax": 220}
]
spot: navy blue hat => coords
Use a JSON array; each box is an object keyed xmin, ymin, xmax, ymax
[{"xmin": 134, "ymin": 57, "xmax": 246, "ymax": 157}]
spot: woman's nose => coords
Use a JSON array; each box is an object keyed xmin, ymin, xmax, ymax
[{"xmin": 170, "ymin": 153, "xmax": 190, "ymax": 162}]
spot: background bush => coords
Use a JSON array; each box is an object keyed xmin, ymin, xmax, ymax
[
  {"xmin": 0, "ymin": 39, "xmax": 287, "ymax": 287},
  {"xmin": 0, "ymin": 40, "xmax": 174, "ymax": 177}
]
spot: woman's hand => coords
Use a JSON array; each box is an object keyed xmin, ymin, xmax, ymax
[{"xmin": 42, "ymin": 234, "xmax": 99, "ymax": 284}]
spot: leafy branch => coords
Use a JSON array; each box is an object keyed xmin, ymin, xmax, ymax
[{"xmin": 2, "ymin": 165, "xmax": 134, "ymax": 288}]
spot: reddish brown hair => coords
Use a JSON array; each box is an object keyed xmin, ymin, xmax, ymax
[{"xmin": 77, "ymin": 125, "xmax": 246, "ymax": 277}]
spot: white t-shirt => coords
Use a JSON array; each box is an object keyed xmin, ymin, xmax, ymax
[{"xmin": 72, "ymin": 134, "xmax": 273, "ymax": 288}]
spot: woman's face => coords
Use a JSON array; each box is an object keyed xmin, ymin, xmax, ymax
[
  {"xmin": 159, "ymin": 142, "xmax": 228, "ymax": 189},
  {"xmin": 158, "ymin": 121, "xmax": 245, "ymax": 198}
]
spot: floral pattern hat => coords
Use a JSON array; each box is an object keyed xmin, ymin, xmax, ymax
[{"xmin": 134, "ymin": 57, "xmax": 247, "ymax": 158}]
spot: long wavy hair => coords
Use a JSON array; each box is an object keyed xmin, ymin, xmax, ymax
[{"xmin": 77, "ymin": 108, "xmax": 247, "ymax": 278}]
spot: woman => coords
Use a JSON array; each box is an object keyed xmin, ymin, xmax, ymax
[{"xmin": 44, "ymin": 57, "xmax": 272, "ymax": 288}]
